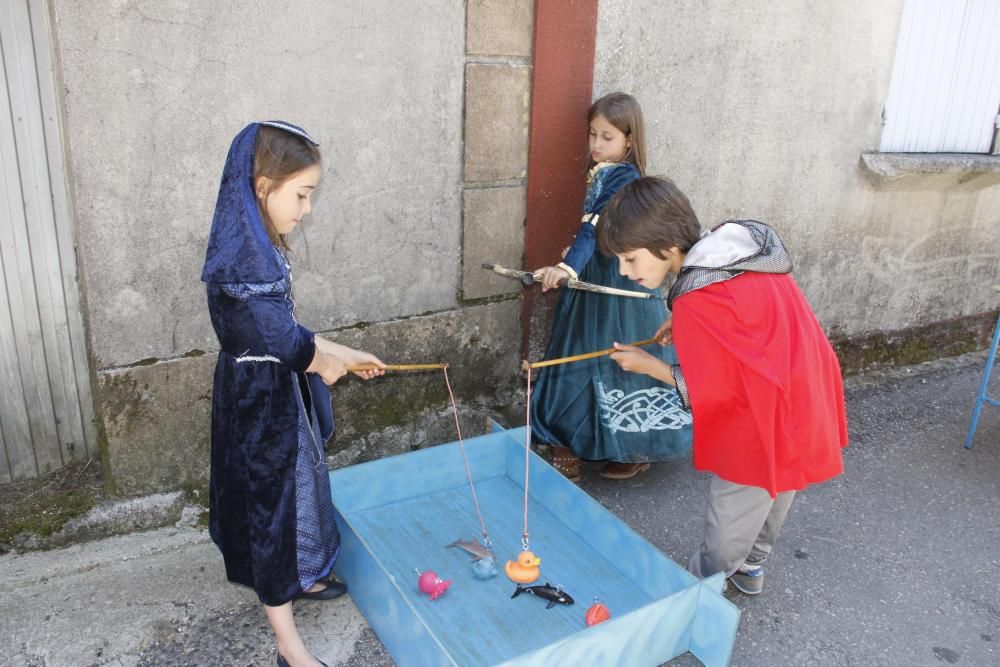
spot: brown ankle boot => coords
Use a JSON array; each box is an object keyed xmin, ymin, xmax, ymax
[
  {"xmin": 599, "ymin": 461, "xmax": 651, "ymax": 479},
  {"xmin": 547, "ymin": 445, "xmax": 582, "ymax": 482}
]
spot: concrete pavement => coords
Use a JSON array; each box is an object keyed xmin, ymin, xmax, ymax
[{"xmin": 2, "ymin": 352, "xmax": 998, "ymax": 666}]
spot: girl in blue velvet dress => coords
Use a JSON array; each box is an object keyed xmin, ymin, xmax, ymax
[
  {"xmin": 531, "ymin": 93, "xmax": 692, "ymax": 482},
  {"xmin": 202, "ymin": 121, "xmax": 384, "ymax": 667}
]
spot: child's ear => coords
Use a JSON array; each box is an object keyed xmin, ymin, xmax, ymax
[{"xmin": 255, "ymin": 176, "xmax": 271, "ymax": 201}]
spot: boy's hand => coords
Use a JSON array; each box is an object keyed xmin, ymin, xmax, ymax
[
  {"xmin": 610, "ymin": 342, "xmax": 660, "ymax": 375},
  {"xmin": 535, "ymin": 266, "xmax": 570, "ymax": 291},
  {"xmin": 655, "ymin": 317, "xmax": 673, "ymax": 346}
]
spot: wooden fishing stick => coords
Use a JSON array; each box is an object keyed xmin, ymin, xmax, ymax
[
  {"xmin": 482, "ymin": 263, "xmax": 654, "ymax": 300},
  {"xmin": 522, "ymin": 337, "xmax": 660, "ymax": 370},
  {"xmin": 346, "ymin": 363, "xmax": 448, "ymax": 372}
]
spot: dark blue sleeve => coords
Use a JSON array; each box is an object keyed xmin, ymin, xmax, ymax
[
  {"xmin": 244, "ymin": 293, "xmax": 316, "ymax": 372},
  {"xmin": 217, "ymin": 281, "xmax": 317, "ymax": 373},
  {"xmin": 560, "ymin": 223, "xmax": 596, "ymax": 278},
  {"xmin": 560, "ymin": 164, "xmax": 640, "ymax": 276},
  {"xmin": 586, "ymin": 164, "xmax": 641, "ymax": 216}
]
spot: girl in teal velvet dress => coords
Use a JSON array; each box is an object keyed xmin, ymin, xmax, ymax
[{"xmin": 531, "ymin": 93, "xmax": 692, "ymax": 482}]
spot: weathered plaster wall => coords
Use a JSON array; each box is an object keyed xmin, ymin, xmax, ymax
[
  {"xmin": 49, "ymin": 1, "xmax": 532, "ymax": 494},
  {"xmin": 51, "ymin": 0, "xmax": 997, "ymax": 493},
  {"xmin": 52, "ymin": 1, "xmax": 466, "ymax": 367},
  {"xmin": 593, "ymin": 0, "xmax": 1000, "ymax": 339}
]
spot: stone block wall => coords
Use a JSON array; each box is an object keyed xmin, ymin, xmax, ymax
[{"xmin": 461, "ymin": 0, "xmax": 534, "ymax": 301}]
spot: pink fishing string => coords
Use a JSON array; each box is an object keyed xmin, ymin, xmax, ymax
[
  {"xmin": 443, "ymin": 365, "xmax": 489, "ymax": 543},
  {"xmin": 523, "ymin": 368, "xmax": 531, "ymax": 545}
]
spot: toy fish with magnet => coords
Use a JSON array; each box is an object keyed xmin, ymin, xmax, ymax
[
  {"xmin": 416, "ymin": 570, "xmax": 451, "ymax": 600},
  {"xmin": 511, "ymin": 582, "xmax": 574, "ymax": 609},
  {"xmin": 446, "ymin": 538, "xmax": 494, "ymax": 561},
  {"xmin": 472, "ymin": 554, "xmax": 498, "ymax": 579},
  {"xmin": 585, "ymin": 596, "xmax": 611, "ymax": 626},
  {"xmin": 446, "ymin": 537, "xmax": 498, "ymax": 578}
]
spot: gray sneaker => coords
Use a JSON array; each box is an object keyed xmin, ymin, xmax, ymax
[{"xmin": 728, "ymin": 561, "xmax": 764, "ymax": 595}]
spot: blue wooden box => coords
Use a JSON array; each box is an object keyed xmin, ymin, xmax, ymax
[{"xmin": 330, "ymin": 424, "xmax": 738, "ymax": 666}]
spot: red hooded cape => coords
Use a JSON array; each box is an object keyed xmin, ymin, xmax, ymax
[{"xmin": 672, "ymin": 271, "xmax": 847, "ymax": 497}]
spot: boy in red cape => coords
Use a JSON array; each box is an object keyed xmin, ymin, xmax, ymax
[{"xmin": 599, "ymin": 176, "xmax": 848, "ymax": 595}]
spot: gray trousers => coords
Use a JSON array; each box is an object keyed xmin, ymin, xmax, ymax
[{"xmin": 688, "ymin": 475, "xmax": 796, "ymax": 579}]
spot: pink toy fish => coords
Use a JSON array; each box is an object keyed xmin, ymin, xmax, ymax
[{"xmin": 417, "ymin": 570, "xmax": 451, "ymax": 600}]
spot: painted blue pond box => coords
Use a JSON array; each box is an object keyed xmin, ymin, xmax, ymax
[{"xmin": 330, "ymin": 424, "xmax": 738, "ymax": 666}]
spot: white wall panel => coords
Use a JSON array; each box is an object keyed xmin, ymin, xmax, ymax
[{"xmin": 0, "ymin": 0, "xmax": 95, "ymax": 482}]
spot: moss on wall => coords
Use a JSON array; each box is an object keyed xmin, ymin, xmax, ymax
[
  {"xmin": 0, "ymin": 460, "xmax": 105, "ymax": 547},
  {"xmin": 833, "ymin": 310, "xmax": 998, "ymax": 375}
]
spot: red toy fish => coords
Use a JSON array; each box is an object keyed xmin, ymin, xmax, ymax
[
  {"xmin": 417, "ymin": 570, "xmax": 451, "ymax": 600},
  {"xmin": 585, "ymin": 597, "xmax": 611, "ymax": 626}
]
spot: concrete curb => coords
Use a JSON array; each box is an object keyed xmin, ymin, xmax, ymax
[{"xmin": 4, "ymin": 491, "xmax": 203, "ymax": 553}]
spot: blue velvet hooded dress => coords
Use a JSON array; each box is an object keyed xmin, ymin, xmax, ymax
[
  {"xmin": 530, "ymin": 162, "xmax": 693, "ymax": 462},
  {"xmin": 202, "ymin": 121, "xmax": 339, "ymax": 606}
]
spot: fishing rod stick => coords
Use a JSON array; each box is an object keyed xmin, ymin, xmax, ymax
[
  {"xmin": 346, "ymin": 363, "xmax": 448, "ymax": 372},
  {"xmin": 482, "ymin": 263, "xmax": 653, "ymax": 299},
  {"xmin": 482, "ymin": 262, "xmax": 536, "ymax": 286},
  {"xmin": 522, "ymin": 337, "xmax": 660, "ymax": 370}
]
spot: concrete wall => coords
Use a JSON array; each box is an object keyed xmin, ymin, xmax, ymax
[
  {"xmin": 593, "ymin": 0, "xmax": 1000, "ymax": 340},
  {"xmin": 54, "ymin": 1, "xmax": 468, "ymax": 366},
  {"xmin": 47, "ymin": 0, "xmax": 999, "ymax": 493},
  {"xmin": 49, "ymin": 1, "xmax": 532, "ymax": 494}
]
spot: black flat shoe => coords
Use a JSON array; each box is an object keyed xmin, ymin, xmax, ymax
[
  {"xmin": 319, "ymin": 572, "xmax": 347, "ymax": 587},
  {"xmin": 277, "ymin": 655, "xmax": 328, "ymax": 667},
  {"xmin": 298, "ymin": 578, "xmax": 348, "ymax": 600}
]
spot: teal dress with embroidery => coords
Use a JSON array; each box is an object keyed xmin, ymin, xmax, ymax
[{"xmin": 529, "ymin": 162, "xmax": 693, "ymax": 462}]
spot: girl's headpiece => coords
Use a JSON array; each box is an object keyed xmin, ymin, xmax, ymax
[{"xmin": 201, "ymin": 121, "xmax": 319, "ymax": 284}]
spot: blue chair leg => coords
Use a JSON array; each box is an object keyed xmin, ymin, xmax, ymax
[{"xmin": 965, "ymin": 312, "xmax": 1000, "ymax": 449}]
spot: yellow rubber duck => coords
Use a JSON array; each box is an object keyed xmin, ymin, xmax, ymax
[{"xmin": 505, "ymin": 550, "xmax": 541, "ymax": 584}]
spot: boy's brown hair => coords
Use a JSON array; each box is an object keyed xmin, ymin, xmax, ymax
[
  {"xmin": 588, "ymin": 92, "xmax": 646, "ymax": 175},
  {"xmin": 254, "ymin": 125, "xmax": 321, "ymax": 248},
  {"xmin": 598, "ymin": 176, "xmax": 702, "ymax": 258}
]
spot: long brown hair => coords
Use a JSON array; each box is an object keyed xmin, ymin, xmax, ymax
[
  {"xmin": 253, "ymin": 125, "xmax": 321, "ymax": 249},
  {"xmin": 588, "ymin": 92, "xmax": 647, "ymax": 175}
]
